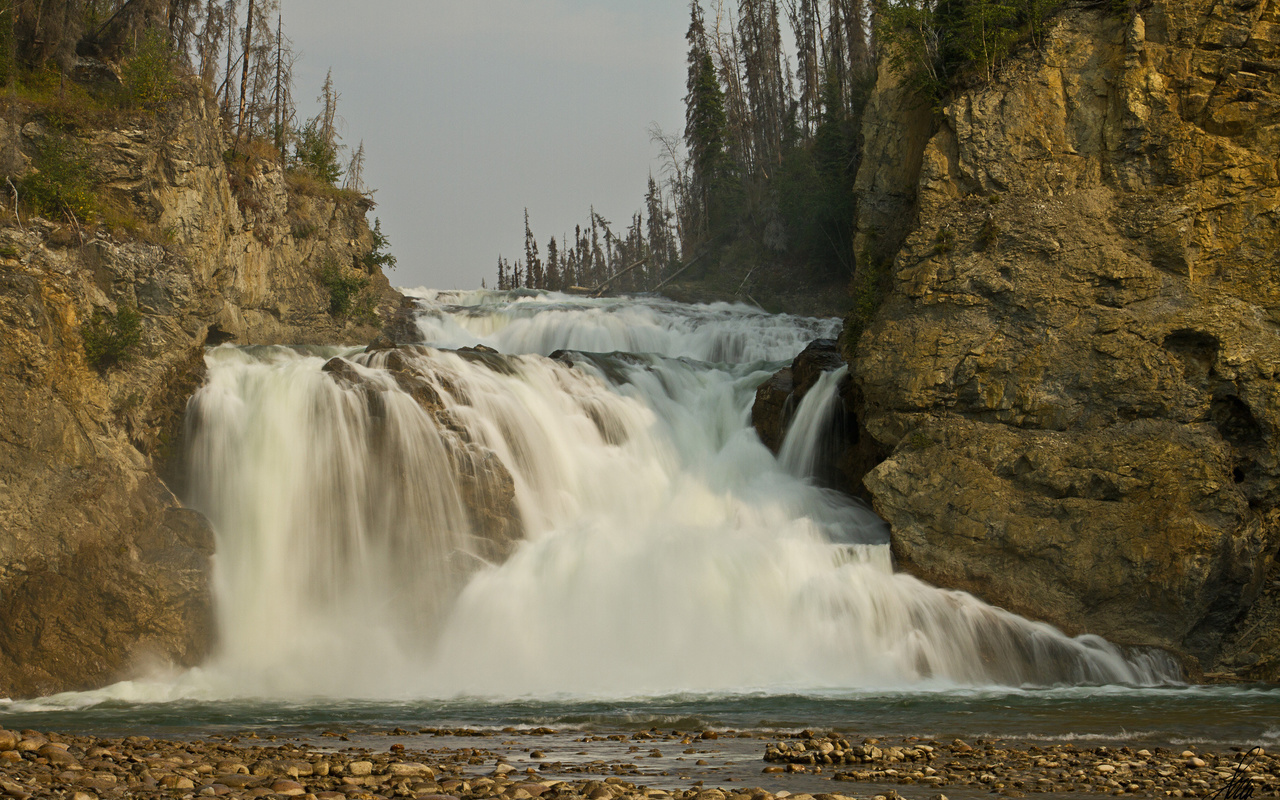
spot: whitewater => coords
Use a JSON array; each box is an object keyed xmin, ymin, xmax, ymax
[
  {"xmin": 171, "ymin": 289, "xmax": 1173, "ymax": 698},
  {"xmin": 12, "ymin": 289, "xmax": 1279, "ymax": 749}
]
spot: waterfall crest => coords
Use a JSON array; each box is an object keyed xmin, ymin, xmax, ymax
[{"xmin": 184, "ymin": 291, "xmax": 1180, "ymax": 698}]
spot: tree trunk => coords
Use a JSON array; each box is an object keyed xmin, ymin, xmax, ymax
[{"xmin": 236, "ymin": 0, "xmax": 253, "ymax": 138}]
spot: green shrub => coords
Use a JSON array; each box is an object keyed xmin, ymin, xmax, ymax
[
  {"xmin": 20, "ymin": 135, "xmax": 99, "ymax": 223},
  {"xmin": 83, "ymin": 306, "xmax": 144, "ymax": 371},
  {"xmin": 932, "ymin": 226, "xmax": 956, "ymax": 255},
  {"xmin": 977, "ymin": 217, "xmax": 1001, "ymax": 251},
  {"xmin": 843, "ymin": 252, "xmax": 892, "ymax": 351},
  {"xmin": 317, "ymin": 259, "xmax": 378, "ymax": 325},
  {"xmin": 294, "ymin": 121, "xmax": 342, "ymax": 186},
  {"xmin": 120, "ymin": 28, "xmax": 183, "ymax": 110},
  {"xmin": 360, "ymin": 217, "xmax": 397, "ymax": 271}
]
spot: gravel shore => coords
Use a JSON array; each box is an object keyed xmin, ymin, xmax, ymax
[{"xmin": 0, "ymin": 727, "xmax": 1272, "ymax": 800}]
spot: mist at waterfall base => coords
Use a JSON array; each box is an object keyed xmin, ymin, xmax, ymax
[{"xmin": 3, "ymin": 290, "xmax": 1277, "ymax": 748}]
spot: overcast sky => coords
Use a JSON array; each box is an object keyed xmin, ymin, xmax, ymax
[{"xmin": 285, "ymin": 1, "xmax": 691, "ymax": 290}]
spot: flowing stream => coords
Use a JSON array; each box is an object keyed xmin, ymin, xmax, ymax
[{"xmin": 6, "ymin": 290, "xmax": 1276, "ymax": 748}]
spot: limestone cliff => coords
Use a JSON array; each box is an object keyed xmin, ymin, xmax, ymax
[
  {"xmin": 845, "ymin": 0, "xmax": 1280, "ymax": 677},
  {"xmin": 0, "ymin": 90, "xmax": 398, "ymax": 697}
]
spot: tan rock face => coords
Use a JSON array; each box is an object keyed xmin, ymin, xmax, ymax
[
  {"xmin": 0, "ymin": 92, "xmax": 399, "ymax": 697},
  {"xmin": 852, "ymin": 0, "xmax": 1280, "ymax": 675}
]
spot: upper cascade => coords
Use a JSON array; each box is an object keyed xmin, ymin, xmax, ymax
[{"xmin": 398, "ymin": 289, "xmax": 842, "ymax": 362}]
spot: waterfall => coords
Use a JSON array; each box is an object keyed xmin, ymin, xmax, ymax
[
  {"xmin": 184, "ymin": 291, "xmax": 1180, "ymax": 699},
  {"xmin": 778, "ymin": 365, "xmax": 849, "ymax": 479}
]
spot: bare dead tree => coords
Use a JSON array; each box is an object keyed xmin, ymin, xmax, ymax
[
  {"xmin": 219, "ymin": 0, "xmax": 236, "ymax": 113},
  {"xmin": 235, "ymin": 0, "xmax": 252, "ymax": 136},
  {"xmin": 343, "ymin": 139, "xmax": 365, "ymax": 192}
]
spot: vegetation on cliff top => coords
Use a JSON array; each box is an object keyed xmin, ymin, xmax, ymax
[
  {"xmin": 0, "ymin": 0, "xmax": 387, "ymax": 238},
  {"xmin": 875, "ymin": 0, "xmax": 1062, "ymax": 101},
  {"xmin": 0, "ymin": 0, "xmax": 395, "ymax": 348}
]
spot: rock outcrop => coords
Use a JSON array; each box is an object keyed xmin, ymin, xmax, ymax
[
  {"xmin": 847, "ymin": 0, "xmax": 1280, "ymax": 677},
  {"xmin": 752, "ymin": 339, "xmax": 886, "ymax": 502},
  {"xmin": 0, "ymin": 90, "xmax": 399, "ymax": 697},
  {"xmin": 322, "ymin": 346, "xmax": 524, "ymax": 564}
]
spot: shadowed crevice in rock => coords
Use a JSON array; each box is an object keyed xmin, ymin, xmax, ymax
[{"xmin": 1162, "ymin": 328, "xmax": 1220, "ymax": 387}]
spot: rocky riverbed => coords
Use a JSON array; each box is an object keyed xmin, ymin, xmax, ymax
[
  {"xmin": 0, "ymin": 726, "xmax": 1273, "ymax": 800},
  {"xmin": 763, "ymin": 732, "xmax": 1276, "ymax": 796}
]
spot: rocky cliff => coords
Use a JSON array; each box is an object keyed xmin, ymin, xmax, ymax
[
  {"xmin": 839, "ymin": 0, "xmax": 1280, "ymax": 678},
  {"xmin": 0, "ymin": 87, "xmax": 399, "ymax": 697}
]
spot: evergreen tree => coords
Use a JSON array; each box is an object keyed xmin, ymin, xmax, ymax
[
  {"xmin": 523, "ymin": 209, "xmax": 543, "ymax": 288},
  {"xmin": 545, "ymin": 236, "xmax": 561, "ymax": 291},
  {"xmin": 683, "ymin": 0, "xmax": 734, "ymax": 245},
  {"xmin": 737, "ymin": 0, "xmax": 788, "ymax": 173},
  {"xmin": 293, "ymin": 71, "xmax": 343, "ymax": 184},
  {"xmin": 645, "ymin": 175, "xmax": 672, "ymax": 283}
]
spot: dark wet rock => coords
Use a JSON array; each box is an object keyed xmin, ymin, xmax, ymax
[
  {"xmin": 455, "ymin": 346, "xmax": 517, "ymax": 376},
  {"xmin": 751, "ymin": 367, "xmax": 794, "ymax": 454},
  {"xmin": 323, "ymin": 347, "xmax": 523, "ymax": 563},
  {"xmin": 322, "ymin": 357, "xmax": 363, "ymax": 386},
  {"xmin": 752, "ymin": 339, "xmax": 847, "ymax": 454},
  {"xmin": 752, "ymin": 340, "xmax": 887, "ymax": 501},
  {"xmin": 364, "ymin": 333, "xmax": 398, "ymax": 353}
]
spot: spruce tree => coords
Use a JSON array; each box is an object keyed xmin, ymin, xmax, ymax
[
  {"xmin": 546, "ymin": 237, "xmax": 561, "ymax": 291},
  {"xmin": 683, "ymin": 0, "xmax": 734, "ymax": 244},
  {"xmin": 523, "ymin": 209, "xmax": 543, "ymax": 289}
]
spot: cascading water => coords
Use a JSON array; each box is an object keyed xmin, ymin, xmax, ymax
[{"xmin": 183, "ymin": 290, "xmax": 1180, "ymax": 699}]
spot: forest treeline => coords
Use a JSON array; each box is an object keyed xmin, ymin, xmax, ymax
[
  {"xmin": 0, "ymin": 0, "xmax": 373, "ymax": 211},
  {"xmin": 497, "ymin": 0, "xmax": 1063, "ymax": 298},
  {"xmin": 497, "ymin": 0, "xmax": 874, "ymax": 295}
]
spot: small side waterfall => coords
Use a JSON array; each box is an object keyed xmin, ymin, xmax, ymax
[
  {"xmin": 182, "ymin": 291, "xmax": 1181, "ymax": 699},
  {"xmin": 779, "ymin": 365, "xmax": 849, "ymax": 479}
]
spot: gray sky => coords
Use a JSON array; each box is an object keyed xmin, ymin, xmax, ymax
[{"xmin": 286, "ymin": 1, "xmax": 691, "ymax": 290}]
